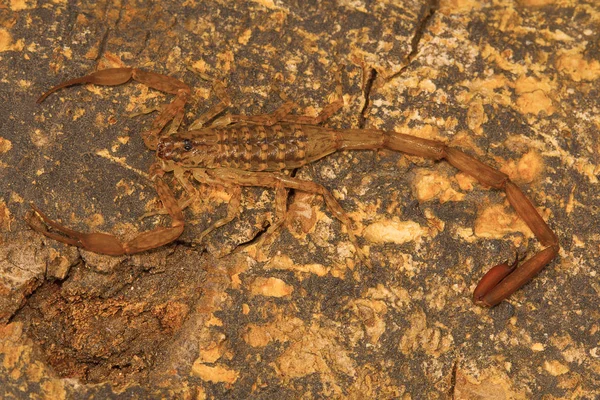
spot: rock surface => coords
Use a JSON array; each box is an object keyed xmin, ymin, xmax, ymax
[{"xmin": 1, "ymin": 0, "xmax": 599, "ymax": 398}]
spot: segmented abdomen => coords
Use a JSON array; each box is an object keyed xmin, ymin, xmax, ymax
[{"xmin": 212, "ymin": 123, "xmax": 340, "ymax": 171}]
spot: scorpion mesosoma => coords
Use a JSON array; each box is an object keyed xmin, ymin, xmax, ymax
[{"xmin": 29, "ymin": 67, "xmax": 559, "ymax": 307}]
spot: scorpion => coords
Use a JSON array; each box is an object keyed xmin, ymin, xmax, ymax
[{"xmin": 29, "ymin": 67, "xmax": 559, "ymax": 307}]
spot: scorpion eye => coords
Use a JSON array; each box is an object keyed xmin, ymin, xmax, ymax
[{"xmin": 183, "ymin": 139, "xmax": 193, "ymax": 151}]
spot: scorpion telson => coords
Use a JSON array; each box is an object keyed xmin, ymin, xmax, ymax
[{"xmin": 29, "ymin": 67, "xmax": 559, "ymax": 307}]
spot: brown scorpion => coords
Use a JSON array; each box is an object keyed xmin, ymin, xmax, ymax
[{"xmin": 29, "ymin": 67, "xmax": 559, "ymax": 307}]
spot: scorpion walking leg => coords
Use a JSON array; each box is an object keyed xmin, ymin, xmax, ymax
[
  {"xmin": 218, "ymin": 100, "xmax": 298, "ymax": 126},
  {"xmin": 253, "ymin": 185, "xmax": 289, "ymax": 251},
  {"xmin": 192, "ymin": 169, "xmax": 290, "ymax": 250},
  {"xmin": 221, "ymin": 67, "xmax": 344, "ymax": 127},
  {"xmin": 206, "ymin": 168, "xmax": 369, "ymax": 266},
  {"xmin": 380, "ymin": 131, "xmax": 559, "ymax": 306},
  {"xmin": 38, "ymin": 67, "xmax": 192, "ymax": 150},
  {"xmin": 189, "ymin": 80, "xmax": 232, "ymax": 130},
  {"xmin": 279, "ymin": 70, "xmax": 344, "ymax": 126},
  {"xmin": 191, "ymin": 169, "xmax": 243, "ymax": 243},
  {"xmin": 27, "ymin": 165, "xmax": 185, "ymax": 256}
]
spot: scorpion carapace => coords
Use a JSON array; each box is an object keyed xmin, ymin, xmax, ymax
[{"xmin": 29, "ymin": 67, "xmax": 559, "ymax": 307}]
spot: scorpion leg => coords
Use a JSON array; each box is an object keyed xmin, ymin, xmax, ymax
[
  {"xmin": 190, "ymin": 169, "xmax": 243, "ymax": 243},
  {"xmin": 192, "ymin": 168, "xmax": 290, "ymax": 250},
  {"xmin": 279, "ymin": 68, "xmax": 344, "ymax": 125},
  {"xmin": 189, "ymin": 80, "xmax": 232, "ymax": 129},
  {"xmin": 218, "ymin": 100, "xmax": 298, "ymax": 127},
  {"xmin": 27, "ymin": 168, "xmax": 185, "ymax": 256},
  {"xmin": 38, "ymin": 67, "xmax": 191, "ymax": 150},
  {"xmin": 220, "ymin": 66, "xmax": 344, "ymax": 127},
  {"xmin": 205, "ymin": 168, "xmax": 369, "ymax": 266},
  {"xmin": 221, "ymin": 94, "xmax": 344, "ymax": 127},
  {"xmin": 262, "ymin": 185, "xmax": 289, "ymax": 245}
]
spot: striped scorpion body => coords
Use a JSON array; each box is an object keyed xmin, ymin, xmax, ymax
[{"xmin": 30, "ymin": 67, "xmax": 559, "ymax": 307}]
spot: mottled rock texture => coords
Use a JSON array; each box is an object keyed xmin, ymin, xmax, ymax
[{"xmin": 1, "ymin": 0, "xmax": 599, "ymax": 398}]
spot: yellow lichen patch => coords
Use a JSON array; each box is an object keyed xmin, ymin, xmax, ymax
[
  {"xmin": 544, "ymin": 360, "xmax": 569, "ymax": 376},
  {"xmin": 363, "ymin": 219, "xmax": 427, "ymax": 245},
  {"xmin": 565, "ymin": 185, "xmax": 582, "ymax": 215},
  {"xmin": 245, "ymin": 316, "xmax": 354, "ymax": 393},
  {"xmin": 423, "ymin": 208, "xmax": 445, "ymax": 235},
  {"xmin": 40, "ymin": 379, "xmax": 67, "ymax": 400},
  {"xmin": 418, "ymin": 79, "xmax": 437, "ymax": 93},
  {"xmin": 116, "ymin": 179, "xmax": 136, "ymax": 197},
  {"xmin": 242, "ymin": 304, "xmax": 250, "ymax": 315},
  {"xmin": 190, "ymin": 59, "xmax": 210, "ymax": 76},
  {"xmin": 481, "ymin": 44, "xmax": 528, "ymax": 75},
  {"xmin": 348, "ymin": 298, "xmax": 387, "ymax": 344},
  {"xmin": 531, "ymin": 342, "xmax": 545, "ymax": 351},
  {"xmin": 248, "ymin": 277, "xmax": 293, "ymax": 297},
  {"xmin": 264, "ymin": 254, "xmax": 329, "ymax": 277},
  {"xmin": 457, "ymin": 74, "xmax": 512, "ymax": 106},
  {"xmin": 411, "ymin": 169, "xmax": 465, "ymax": 203},
  {"xmin": 0, "ymin": 28, "xmax": 24, "ymax": 52},
  {"xmin": 517, "ymin": 91, "xmax": 554, "ymax": 115},
  {"xmin": 250, "ymin": 0, "xmax": 287, "ymax": 11},
  {"xmin": 26, "ymin": 360, "xmax": 45, "ymax": 382},
  {"xmin": 517, "ymin": 0, "xmax": 559, "ymax": 6},
  {"xmin": 275, "ymin": 324, "xmax": 356, "ymax": 382},
  {"xmin": 455, "ymin": 172, "xmax": 476, "ymax": 191},
  {"xmin": 399, "ymin": 309, "xmax": 454, "ymax": 356},
  {"xmin": 474, "ymin": 204, "xmax": 533, "ymax": 239},
  {"xmin": 467, "ymin": 98, "xmax": 487, "ymax": 134},
  {"xmin": 501, "ymin": 151, "xmax": 543, "ymax": 183},
  {"xmin": 0, "ymin": 137, "xmax": 11, "ymax": 154},
  {"xmin": 556, "ymin": 49, "xmax": 600, "ymax": 82},
  {"xmin": 18, "ymin": 79, "xmax": 32, "ymax": 89},
  {"xmin": 84, "ymin": 213, "xmax": 105, "ymax": 229},
  {"xmin": 191, "ymin": 363, "xmax": 239, "ymax": 384},
  {"xmin": 454, "ymin": 367, "xmax": 526, "ymax": 400},
  {"xmin": 29, "ymin": 129, "xmax": 50, "ymax": 148},
  {"xmin": 439, "ymin": 0, "xmax": 482, "ymax": 14},
  {"xmin": 238, "ymin": 28, "xmax": 252, "ymax": 45},
  {"xmin": 0, "ymin": 199, "xmax": 13, "ymax": 232},
  {"xmin": 0, "ymin": 323, "xmax": 66, "ymax": 396},
  {"xmin": 244, "ymin": 316, "xmax": 304, "ymax": 348},
  {"xmin": 1, "ymin": 334, "xmax": 30, "ymax": 370},
  {"xmin": 574, "ymin": 158, "xmax": 600, "ymax": 184},
  {"xmin": 402, "ymin": 123, "xmax": 443, "ymax": 141},
  {"xmin": 287, "ymin": 192, "xmax": 318, "ymax": 237},
  {"xmin": 9, "ymin": 0, "xmax": 36, "ymax": 11},
  {"xmin": 196, "ymin": 335, "xmax": 227, "ymax": 364},
  {"xmin": 514, "ymin": 75, "xmax": 555, "ymax": 94}
]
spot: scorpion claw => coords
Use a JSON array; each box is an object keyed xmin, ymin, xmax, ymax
[
  {"xmin": 37, "ymin": 68, "xmax": 136, "ymax": 104},
  {"xmin": 27, "ymin": 203, "xmax": 128, "ymax": 256},
  {"xmin": 472, "ymin": 258, "xmax": 518, "ymax": 306}
]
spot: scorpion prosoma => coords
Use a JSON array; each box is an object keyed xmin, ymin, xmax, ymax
[{"xmin": 29, "ymin": 67, "xmax": 559, "ymax": 307}]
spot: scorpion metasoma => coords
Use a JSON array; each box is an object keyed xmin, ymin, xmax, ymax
[{"xmin": 29, "ymin": 67, "xmax": 559, "ymax": 307}]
